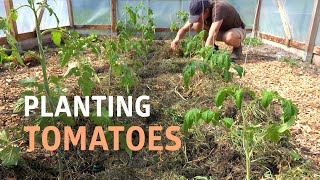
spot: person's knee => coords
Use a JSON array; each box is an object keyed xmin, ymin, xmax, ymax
[
  {"xmin": 223, "ymin": 31, "xmax": 241, "ymax": 47},
  {"xmin": 223, "ymin": 33, "xmax": 233, "ymax": 43}
]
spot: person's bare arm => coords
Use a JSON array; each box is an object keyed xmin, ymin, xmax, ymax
[
  {"xmin": 205, "ymin": 20, "xmax": 223, "ymax": 47},
  {"xmin": 171, "ymin": 22, "xmax": 193, "ymax": 51}
]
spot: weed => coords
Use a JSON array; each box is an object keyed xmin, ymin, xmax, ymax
[{"xmin": 282, "ymin": 57, "xmax": 300, "ymax": 67}]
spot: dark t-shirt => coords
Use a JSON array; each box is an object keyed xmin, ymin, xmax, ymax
[{"xmin": 207, "ymin": 1, "xmax": 245, "ymax": 31}]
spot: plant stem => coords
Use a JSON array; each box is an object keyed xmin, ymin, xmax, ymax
[
  {"xmin": 108, "ymin": 64, "xmax": 112, "ymax": 94},
  {"xmin": 241, "ymin": 109, "xmax": 251, "ymax": 180},
  {"xmin": 31, "ymin": 2, "xmax": 63, "ymax": 179},
  {"xmin": 32, "ymin": 5, "xmax": 55, "ymax": 115},
  {"xmin": 57, "ymin": 150, "xmax": 64, "ymax": 180}
]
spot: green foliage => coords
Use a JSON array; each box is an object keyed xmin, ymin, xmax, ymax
[
  {"xmin": 176, "ymin": 10, "xmax": 189, "ymax": 23},
  {"xmin": 117, "ymin": 2, "xmax": 155, "ymax": 51},
  {"xmin": 0, "ymin": 130, "xmax": 20, "ymax": 166},
  {"xmin": 58, "ymin": 32, "xmax": 101, "ymax": 96},
  {"xmin": 182, "ymin": 46, "xmax": 245, "ymax": 89},
  {"xmin": 103, "ymin": 3, "xmax": 155, "ymax": 94},
  {"xmin": 180, "ymin": 31, "xmax": 205, "ymax": 57},
  {"xmin": 0, "ymin": 12, "xmax": 23, "ymax": 65},
  {"xmin": 51, "ymin": 30, "xmax": 62, "ymax": 46},
  {"xmin": 282, "ymin": 57, "xmax": 300, "ymax": 67},
  {"xmin": 261, "ymin": 90, "xmax": 274, "ymax": 108},
  {"xmin": 183, "ymin": 85, "xmax": 299, "ymax": 180},
  {"xmin": 243, "ymin": 37, "xmax": 263, "ymax": 46},
  {"xmin": 290, "ymin": 150, "xmax": 301, "ymax": 161},
  {"xmin": 170, "ymin": 10, "xmax": 189, "ymax": 31},
  {"xmin": 90, "ymin": 108, "xmax": 111, "ymax": 126}
]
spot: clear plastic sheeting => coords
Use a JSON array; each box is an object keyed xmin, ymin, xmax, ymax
[
  {"xmin": 259, "ymin": 0, "xmax": 315, "ymax": 44},
  {"xmin": 227, "ymin": 0, "xmax": 257, "ymax": 29},
  {"xmin": 40, "ymin": 0, "xmax": 70, "ymax": 30},
  {"xmin": 316, "ymin": 25, "xmax": 320, "ymax": 46},
  {"xmin": 73, "ymin": 0, "xmax": 111, "ymax": 25},
  {"xmin": 117, "ymin": 0, "xmax": 190, "ymax": 28},
  {"xmin": 0, "ymin": 0, "xmax": 5, "ymax": 37},
  {"xmin": 259, "ymin": 0, "xmax": 286, "ymax": 39},
  {"xmin": 283, "ymin": 0, "xmax": 313, "ymax": 43},
  {"xmin": 13, "ymin": 0, "xmax": 40, "ymax": 33},
  {"xmin": 150, "ymin": 0, "xmax": 183, "ymax": 28}
]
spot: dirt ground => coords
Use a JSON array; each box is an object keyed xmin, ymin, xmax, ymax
[{"xmin": 0, "ymin": 40, "xmax": 319, "ymax": 179}]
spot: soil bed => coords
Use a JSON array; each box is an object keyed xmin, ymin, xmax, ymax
[{"xmin": 0, "ymin": 40, "xmax": 319, "ymax": 179}]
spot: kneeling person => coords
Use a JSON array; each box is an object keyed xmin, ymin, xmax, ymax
[{"xmin": 171, "ymin": 0, "xmax": 246, "ymax": 60}]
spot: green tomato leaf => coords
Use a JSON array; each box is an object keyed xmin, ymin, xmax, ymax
[
  {"xmin": 13, "ymin": 98, "xmax": 25, "ymax": 113},
  {"xmin": 266, "ymin": 124, "xmax": 281, "ymax": 142},
  {"xmin": 78, "ymin": 72, "xmax": 94, "ymax": 96},
  {"xmin": 10, "ymin": 10, "xmax": 18, "ymax": 21},
  {"xmin": 184, "ymin": 109, "xmax": 201, "ymax": 133},
  {"xmin": 90, "ymin": 108, "xmax": 111, "ymax": 126},
  {"xmin": 183, "ymin": 70, "xmax": 191, "ymax": 87},
  {"xmin": 212, "ymin": 112, "xmax": 219, "ymax": 126},
  {"xmin": 281, "ymin": 100, "xmax": 298, "ymax": 123},
  {"xmin": 223, "ymin": 118, "xmax": 234, "ymax": 129},
  {"xmin": 17, "ymin": 77, "xmax": 38, "ymax": 87},
  {"xmin": 235, "ymin": 88, "xmax": 244, "ymax": 109},
  {"xmin": 0, "ymin": 130, "xmax": 9, "ymax": 145},
  {"xmin": 0, "ymin": 145, "xmax": 20, "ymax": 166},
  {"xmin": 224, "ymin": 59, "xmax": 231, "ymax": 70},
  {"xmin": 261, "ymin": 90, "xmax": 274, "ymax": 108},
  {"xmin": 58, "ymin": 113, "xmax": 75, "ymax": 126},
  {"xmin": 64, "ymin": 65, "xmax": 81, "ymax": 78},
  {"xmin": 278, "ymin": 116, "xmax": 295, "ymax": 133},
  {"xmin": 224, "ymin": 70, "xmax": 231, "ymax": 83},
  {"xmin": 201, "ymin": 110, "xmax": 214, "ymax": 123},
  {"xmin": 0, "ymin": 18, "xmax": 6, "ymax": 29},
  {"xmin": 233, "ymin": 66, "xmax": 244, "ymax": 78},
  {"xmin": 51, "ymin": 30, "xmax": 62, "ymax": 46},
  {"xmin": 215, "ymin": 89, "xmax": 227, "ymax": 107},
  {"xmin": 59, "ymin": 48, "xmax": 73, "ymax": 67}
]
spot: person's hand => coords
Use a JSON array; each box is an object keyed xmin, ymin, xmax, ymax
[{"xmin": 171, "ymin": 39, "xmax": 179, "ymax": 51}]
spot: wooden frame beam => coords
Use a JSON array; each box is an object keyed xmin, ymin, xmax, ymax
[
  {"xmin": 275, "ymin": 0, "xmax": 292, "ymax": 46},
  {"xmin": 16, "ymin": 25, "xmax": 69, "ymax": 42},
  {"xmin": 253, "ymin": 0, "xmax": 261, "ymax": 37},
  {"xmin": 67, "ymin": 0, "xmax": 74, "ymax": 28},
  {"xmin": 74, "ymin": 25, "xmax": 112, "ymax": 30},
  {"xmin": 304, "ymin": 0, "xmax": 320, "ymax": 62},
  {"xmin": 4, "ymin": 0, "xmax": 18, "ymax": 39},
  {"xmin": 17, "ymin": 32, "xmax": 37, "ymax": 41},
  {"xmin": 259, "ymin": 32, "xmax": 320, "ymax": 55},
  {"xmin": 111, "ymin": 0, "xmax": 117, "ymax": 32}
]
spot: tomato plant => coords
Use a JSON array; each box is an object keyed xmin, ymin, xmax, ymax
[
  {"xmin": 183, "ymin": 85, "xmax": 298, "ymax": 180},
  {"xmin": 103, "ymin": 2, "xmax": 155, "ymax": 94},
  {"xmin": 182, "ymin": 45, "xmax": 244, "ymax": 93},
  {"xmin": 170, "ymin": 10, "xmax": 189, "ymax": 31},
  {"xmin": 180, "ymin": 30, "xmax": 206, "ymax": 58}
]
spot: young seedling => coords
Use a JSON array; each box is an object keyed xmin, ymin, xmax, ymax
[{"xmin": 182, "ymin": 45, "xmax": 244, "ymax": 95}]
